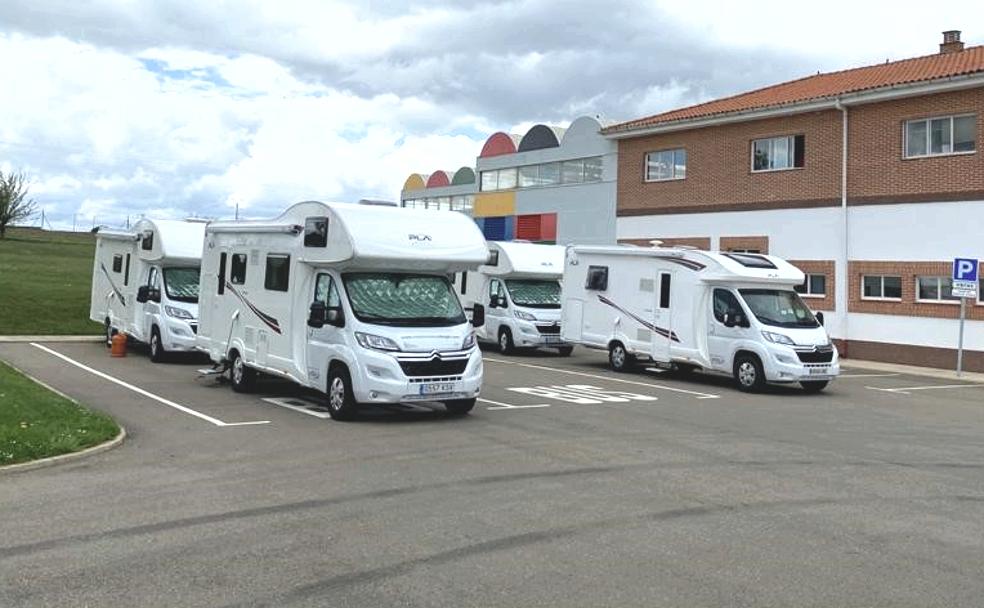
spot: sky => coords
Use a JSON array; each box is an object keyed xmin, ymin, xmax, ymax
[{"xmin": 1, "ymin": 0, "xmax": 982, "ymax": 230}]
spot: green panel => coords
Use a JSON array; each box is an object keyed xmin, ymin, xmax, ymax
[{"xmin": 451, "ymin": 167, "xmax": 476, "ymax": 185}]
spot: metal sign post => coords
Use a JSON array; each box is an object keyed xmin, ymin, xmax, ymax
[
  {"xmin": 957, "ymin": 297, "xmax": 966, "ymax": 377},
  {"xmin": 951, "ymin": 258, "xmax": 979, "ymax": 378}
]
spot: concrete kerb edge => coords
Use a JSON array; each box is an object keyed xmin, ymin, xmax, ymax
[
  {"xmin": 841, "ymin": 358, "xmax": 984, "ymax": 384},
  {"xmin": 0, "ymin": 335, "xmax": 103, "ymax": 343},
  {"xmin": 0, "ymin": 360, "xmax": 127, "ymax": 474}
]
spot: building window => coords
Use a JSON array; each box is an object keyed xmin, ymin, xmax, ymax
[
  {"xmin": 904, "ymin": 114, "xmax": 976, "ymax": 158},
  {"xmin": 979, "ymin": 279, "xmax": 983, "ymax": 304},
  {"xmin": 481, "ymin": 157, "xmax": 602, "ymax": 191},
  {"xmin": 862, "ymin": 275, "xmax": 902, "ymax": 300},
  {"xmin": 264, "ymin": 254, "xmax": 290, "ymax": 292},
  {"xmin": 538, "ymin": 162, "xmax": 561, "ymax": 186},
  {"xmin": 752, "ymin": 135, "xmax": 805, "ymax": 172},
  {"xmin": 518, "ymin": 165, "xmax": 539, "ymax": 188},
  {"xmin": 561, "ymin": 159, "xmax": 584, "ymax": 184},
  {"xmin": 583, "ymin": 157, "xmax": 603, "ymax": 182},
  {"xmin": 916, "ymin": 276, "xmax": 960, "ymax": 303},
  {"xmin": 230, "ymin": 254, "xmax": 248, "ymax": 285},
  {"xmin": 645, "ymin": 149, "xmax": 686, "ymax": 181},
  {"xmin": 795, "ymin": 273, "xmax": 826, "ymax": 297}
]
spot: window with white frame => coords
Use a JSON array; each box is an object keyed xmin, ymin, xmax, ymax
[
  {"xmin": 904, "ymin": 114, "xmax": 976, "ymax": 158},
  {"xmin": 916, "ymin": 276, "xmax": 960, "ymax": 302},
  {"xmin": 862, "ymin": 275, "xmax": 902, "ymax": 300},
  {"xmin": 645, "ymin": 148, "xmax": 686, "ymax": 181},
  {"xmin": 979, "ymin": 279, "xmax": 983, "ymax": 304},
  {"xmin": 752, "ymin": 135, "xmax": 805, "ymax": 172},
  {"xmin": 794, "ymin": 273, "xmax": 826, "ymax": 297}
]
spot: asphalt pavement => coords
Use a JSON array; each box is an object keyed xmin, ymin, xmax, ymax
[{"xmin": 1, "ymin": 341, "xmax": 983, "ymax": 607}]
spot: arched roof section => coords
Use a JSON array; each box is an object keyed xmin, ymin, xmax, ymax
[
  {"xmin": 517, "ymin": 124, "xmax": 567, "ymax": 152},
  {"xmin": 403, "ymin": 173, "xmax": 427, "ymax": 191},
  {"xmin": 479, "ymin": 132, "xmax": 519, "ymax": 157},
  {"xmin": 560, "ymin": 116, "xmax": 605, "ymax": 146},
  {"xmin": 451, "ymin": 166, "xmax": 475, "ymax": 185},
  {"xmin": 425, "ymin": 170, "xmax": 453, "ymax": 188}
]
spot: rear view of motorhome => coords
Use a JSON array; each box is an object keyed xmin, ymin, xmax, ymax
[
  {"xmin": 457, "ymin": 241, "xmax": 572, "ymax": 355},
  {"xmin": 196, "ymin": 201, "xmax": 489, "ymax": 420},
  {"xmin": 89, "ymin": 219, "xmax": 206, "ymax": 362},
  {"xmin": 561, "ymin": 245, "xmax": 839, "ymax": 392}
]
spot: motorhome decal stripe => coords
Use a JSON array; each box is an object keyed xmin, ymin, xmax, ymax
[
  {"xmin": 100, "ymin": 263, "xmax": 126, "ymax": 306},
  {"xmin": 225, "ymin": 282, "xmax": 283, "ymax": 335},
  {"xmin": 597, "ymin": 295, "xmax": 680, "ymax": 343},
  {"xmin": 657, "ymin": 257, "xmax": 706, "ymax": 271}
]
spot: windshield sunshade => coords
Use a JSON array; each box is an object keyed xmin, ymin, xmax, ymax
[
  {"xmin": 343, "ymin": 273, "xmax": 465, "ymax": 326},
  {"xmin": 163, "ymin": 267, "xmax": 200, "ymax": 303},
  {"xmin": 504, "ymin": 279, "xmax": 561, "ymax": 308}
]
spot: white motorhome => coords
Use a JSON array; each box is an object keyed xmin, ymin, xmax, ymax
[
  {"xmin": 457, "ymin": 241, "xmax": 572, "ymax": 355},
  {"xmin": 196, "ymin": 201, "xmax": 489, "ymax": 419},
  {"xmin": 90, "ymin": 219, "xmax": 206, "ymax": 362},
  {"xmin": 561, "ymin": 245, "xmax": 839, "ymax": 392}
]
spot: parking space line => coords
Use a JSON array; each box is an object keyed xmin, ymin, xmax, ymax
[
  {"xmin": 30, "ymin": 343, "xmax": 271, "ymax": 428},
  {"xmin": 477, "ymin": 397, "xmax": 551, "ymax": 410},
  {"xmin": 865, "ymin": 383, "xmax": 984, "ymax": 396},
  {"xmin": 261, "ymin": 397, "xmax": 332, "ymax": 419},
  {"xmin": 483, "ymin": 357, "xmax": 720, "ymax": 399},
  {"xmin": 837, "ymin": 373, "xmax": 900, "ymax": 378}
]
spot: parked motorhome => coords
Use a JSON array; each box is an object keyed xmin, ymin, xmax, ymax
[
  {"xmin": 90, "ymin": 219, "xmax": 206, "ymax": 362},
  {"xmin": 561, "ymin": 245, "xmax": 839, "ymax": 392},
  {"xmin": 196, "ymin": 201, "xmax": 488, "ymax": 419},
  {"xmin": 457, "ymin": 241, "xmax": 572, "ymax": 355}
]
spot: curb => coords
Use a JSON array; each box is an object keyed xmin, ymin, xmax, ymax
[
  {"xmin": 0, "ymin": 426, "xmax": 126, "ymax": 474},
  {"xmin": 0, "ymin": 335, "xmax": 103, "ymax": 343},
  {"xmin": 842, "ymin": 358, "xmax": 984, "ymax": 384}
]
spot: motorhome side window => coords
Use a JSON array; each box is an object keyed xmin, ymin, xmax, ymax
[
  {"xmin": 112, "ymin": 254, "xmax": 123, "ymax": 273},
  {"xmin": 264, "ymin": 255, "xmax": 290, "ymax": 292},
  {"xmin": 315, "ymin": 274, "xmax": 341, "ymax": 307},
  {"xmin": 460, "ymin": 271, "xmax": 468, "ymax": 295},
  {"xmin": 124, "ymin": 254, "xmax": 131, "ymax": 286},
  {"xmin": 585, "ymin": 266, "xmax": 609, "ymax": 291},
  {"xmin": 659, "ymin": 273, "xmax": 671, "ymax": 309},
  {"xmin": 141, "ymin": 231, "xmax": 154, "ymax": 251},
  {"xmin": 487, "ymin": 250, "xmax": 499, "ymax": 266},
  {"xmin": 304, "ymin": 217, "xmax": 328, "ymax": 248},
  {"xmin": 713, "ymin": 289, "xmax": 744, "ymax": 323},
  {"xmin": 230, "ymin": 254, "xmax": 247, "ymax": 285},
  {"xmin": 217, "ymin": 252, "xmax": 227, "ymax": 295}
]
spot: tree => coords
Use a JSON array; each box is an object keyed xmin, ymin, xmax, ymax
[{"xmin": 0, "ymin": 170, "xmax": 37, "ymax": 238}]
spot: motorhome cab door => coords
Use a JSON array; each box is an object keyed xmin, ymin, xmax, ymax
[
  {"xmin": 487, "ymin": 278, "xmax": 508, "ymax": 339},
  {"xmin": 651, "ymin": 271, "xmax": 673, "ymax": 363},
  {"xmin": 142, "ymin": 266, "xmax": 162, "ymax": 342},
  {"xmin": 708, "ymin": 287, "xmax": 749, "ymax": 369},
  {"xmin": 305, "ymin": 273, "xmax": 345, "ymax": 389}
]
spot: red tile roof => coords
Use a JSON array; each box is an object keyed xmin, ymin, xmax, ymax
[{"xmin": 604, "ymin": 45, "xmax": 984, "ymax": 135}]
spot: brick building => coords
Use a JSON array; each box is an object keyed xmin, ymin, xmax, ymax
[{"xmin": 605, "ymin": 32, "xmax": 984, "ymax": 371}]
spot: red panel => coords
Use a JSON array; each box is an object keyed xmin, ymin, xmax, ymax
[
  {"xmin": 425, "ymin": 171, "xmax": 451, "ymax": 187},
  {"xmin": 515, "ymin": 214, "xmax": 542, "ymax": 241},
  {"xmin": 479, "ymin": 132, "xmax": 517, "ymax": 158},
  {"xmin": 540, "ymin": 213, "xmax": 557, "ymax": 242}
]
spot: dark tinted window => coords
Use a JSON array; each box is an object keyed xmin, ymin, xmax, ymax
[
  {"xmin": 124, "ymin": 254, "xmax": 131, "ymax": 285},
  {"xmin": 264, "ymin": 255, "xmax": 290, "ymax": 291},
  {"xmin": 141, "ymin": 231, "xmax": 153, "ymax": 251},
  {"xmin": 659, "ymin": 273, "xmax": 671, "ymax": 309},
  {"xmin": 230, "ymin": 254, "xmax": 247, "ymax": 285},
  {"xmin": 722, "ymin": 253, "xmax": 777, "ymax": 269},
  {"xmin": 217, "ymin": 252, "xmax": 227, "ymax": 294},
  {"xmin": 304, "ymin": 217, "xmax": 328, "ymax": 247},
  {"xmin": 460, "ymin": 271, "xmax": 468, "ymax": 295},
  {"xmin": 713, "ymin": 289, "xmax": 743, "ymax": 323},
  {"xmin": 487, "ymin": 250, "xmax": 499, "ymax": 266},
  {"xmin": 112, "ymin": 254, "xmax": 123, "ymax": 273},
  {"xmin": 585, "ymin": 266, "xmax": 608, "ymax": 291}
]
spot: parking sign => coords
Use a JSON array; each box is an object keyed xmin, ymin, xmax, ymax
[{"xmin": 952, "ymin": 258, "xmax": 979, "ymax": 299}]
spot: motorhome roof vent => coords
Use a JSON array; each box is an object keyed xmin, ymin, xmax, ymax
[
  {"xmin": 648, "ymin": 240, "xmax": 663, "ymax": 247},
  {"xmin": 722, "ymin": 252, "xmax": 777, "ymax": 269}
]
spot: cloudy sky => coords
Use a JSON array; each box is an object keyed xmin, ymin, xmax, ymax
[{"xmin": 1, "ymin": 0, "xmax": 981, "ymax": 229}]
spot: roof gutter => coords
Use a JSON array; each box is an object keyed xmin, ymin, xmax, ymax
[{"xmin": 603, "ymin": 71, "xmax": 984, "ymax": 139}]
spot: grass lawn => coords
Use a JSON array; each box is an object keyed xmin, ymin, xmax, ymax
[
  {"xmin": 0, "ymin": 361, "xmax": 120, "ymax": 466},
  {"xmin": 0, "ymin": 227, "xmax": 101, "ymax": 335}
]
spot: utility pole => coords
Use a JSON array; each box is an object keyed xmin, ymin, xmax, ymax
[{"xmin": 235, "ymin": 202, "xmax": 240, "ymax": 221}]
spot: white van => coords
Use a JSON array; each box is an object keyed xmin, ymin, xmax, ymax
[
  {"xmin": 90, "ymin": 218, "xmax": 205, "ymax": 362},
  {"xmin": 561, "ymin": 245, "xmax": 839, "ymax": 392},
  {"xmin": 196, "ymin": 201, "xmax": 489, "ymax": 419},
  {"xmin": 457, "ymin": 241, "xmax": 572, "ymax": 355}
]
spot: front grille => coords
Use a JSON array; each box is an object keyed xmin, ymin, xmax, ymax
[
  {"xmin": 796, "ymin": 348, "xmax": 833, "ymax": 364},
  {"xmin": 536, "ymin": 324, "xmax": 561, "ymax": 335},
  {"xmin": 399, "ymin": 358, "xmax": 469, "ymax": 377}
]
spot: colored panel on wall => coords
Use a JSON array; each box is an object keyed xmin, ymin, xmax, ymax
[
  {"xmin": 482, "ymin": 217, "xmax": 508, "ymax": 241},
  {"xmin": 451, "ymin": 166, "xmax": 476, "ymax": 185},
  {"xmin": 473, "ymin": 192, "xmax": 515, "ymax": 217},
  {"xmin": 480, "ymin": 132, "xmax": 518, "ymax": 158},
  {"xmin": 403, "ymin": 173, "xmax": 426, "ymax": 191},
  {"xmin": 515, "ymin": 214, "xmax": 543, "ymax": 241},
  {"xmin": 541, "ymin": 213, "xmax": 557, "ymax": 241},
  {"xmin": 517, "ymin": 124, "xmax": 562, "ymax": 152},
  {"xmin": 426, "ymin": 171, "xmax": 451, "ymax": 188},
  {"xmin": 473, "ymin": 217, "xmax": 485, "ymax": 232}
]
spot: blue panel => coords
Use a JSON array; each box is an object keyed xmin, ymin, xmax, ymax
[
  {"xmin": 503, "ymin": 216, "xmax": 515, "ymax": 241},
  {"xmin": 482, "ymin": 216, "xmax": 507, "ymax": 241},
  {"xmin": 473, "ymin": 217, "xmax": 485, "ymax": 232}
]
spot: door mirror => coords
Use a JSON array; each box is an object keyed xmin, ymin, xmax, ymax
[
  {"xmin": 722, "ymin": 312, "xmax": 735, "ymax": 328},
  {"xmin": 325, "ymin": 307, "xmax": 345, "ymax": 328},
  {"xmin": 496, "ymin": 295, "xmax": 507, "ymax": 309},
  {"xmin": 307, "ymin": 301, "xmax": 326, "ymax": 328},
  {"xmin": 816, "ymin": 311, "xmax": 825, "ymax": 326},
  {"xmin": 733, "ymin": 312, "xmax": 747, "ymax": 328},
  {"xmin": 136, "ymin": 285, "xmax": 150, "ymax": 304},
  {"xmin": 149, "ymin": 288, "xmax": 161, "ymax": 303},
  {"xmin": 471, "ymin": 304, "xmax": 485, "ymax": 327}
]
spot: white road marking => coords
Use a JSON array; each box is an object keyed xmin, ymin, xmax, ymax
[
  {"xmin": 30, "ymin": 343, "xmax": 271, "ymax": 428},
  {"xmin": 483, "ymin": 357, "xmax": 720, "ymax": 399},
  {"xmin": 508, "ymin": 384, "xmax": 659, "ymax": 405},
  {"xmin": 261, "ymin": 397, "xmax": 332, "ymax": 419},
  {"xmin": 477, "ymin": 397, "xmax": 551, "ymax": 410},
  {"xmin": 866, "ymin": 383, "xmax": 984, "ymax": 396}
]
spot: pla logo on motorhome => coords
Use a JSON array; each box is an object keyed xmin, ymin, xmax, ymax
[{"xmin": 408, "ymin": 234, "xmax": 432, "ymax": 242}]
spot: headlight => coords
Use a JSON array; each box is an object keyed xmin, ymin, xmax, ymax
[
  {"xmin": 762, "ymin": 331, "xmax": 795, "ymax": 346},
  {"xmin": 514, "ymin": 310, "xmax": 536, "ymax": 321},
  {"xmin": 461, "ymin": 332, "xmax": 476, "ymax": 349},
  {"xmin": 165, "ymin": 305, "xmax": 194, "ymax": 320},
  {"xmin": 355, "ymin": 332, "xmax": 400, "ymax": 352}
]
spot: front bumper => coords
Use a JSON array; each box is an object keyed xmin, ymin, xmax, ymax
[
  {"xmin": 764, "ymin": 344, "xmax": 840, "ymax": 382},
  {"xmin": 165, "ymin": 320, "xmax": 199, "ymax": 352},
  {"xmin": 515, "ymin": 321, "xmax": 569, "ymax": 348},
  {"xmin": 353, "ymin": 347, "xmax": 483, "ymax": 404}
]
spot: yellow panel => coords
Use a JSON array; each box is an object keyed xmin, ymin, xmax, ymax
[
  {"xmin": 473, "ymin": 192, "xmax": 515, "ymax": 217},
  {"xmin": 402, "ymin": 173, "xmax": 426, "ymax": 192}
]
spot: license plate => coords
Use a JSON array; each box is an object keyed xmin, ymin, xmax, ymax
[
  {"xmin": 808, "ymin": 368, "xmax": 828, "ymax": 375},
  {"xmin": 543, "ymin": 335, "xmax": 562, "ymax": 344},
  {"xmin": 419, "ymin": 382, "xmax": 454, "ymax": 395}
]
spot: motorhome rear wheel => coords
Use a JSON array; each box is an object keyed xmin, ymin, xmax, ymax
[
  {"xmin": 608, "ymin": 342, "xmax": 634, "ymax": 372},
  {"xmin": 230, "ymin": 351, "xmax": 257, "ymax": 393}
]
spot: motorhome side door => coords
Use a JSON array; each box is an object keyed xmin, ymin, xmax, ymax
[
  {"xmin": 305, "ymin": 273, "xmax": 345, "ymax": 392},
  {"xmin": 651, "ymin": 271, "xmax": 673, "ymax": 363},
  {"xmin": 708, "ymin": 288, "xmax": 749, "ymax": 372}
]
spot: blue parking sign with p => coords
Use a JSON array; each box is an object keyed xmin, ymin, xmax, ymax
[{"xmin": 953, "ymin": 258, "xmax": 979, "ymax": 282}]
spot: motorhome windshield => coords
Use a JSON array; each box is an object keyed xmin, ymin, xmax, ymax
[
  {"xmin": 504, "ymin": 279, "xmax": 561, "ymax": 308},
  {"xmin": 162, "ymin": 267, "xmax": 200, "ymax": 303},
  {"xmin": 738, "ymin": 289, "xmax": 819, "ymax": 329},
  {"xmin": 342, "ymin": 273, "xmax": 466, "ymax": 327}
]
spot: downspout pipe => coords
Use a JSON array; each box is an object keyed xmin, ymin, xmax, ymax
[{"xmin": 835, "ymin": 99, "xmax": 849, "ymax": 354}]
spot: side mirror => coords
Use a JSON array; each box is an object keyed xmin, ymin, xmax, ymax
[
  {"xmin": 496, "ymin": 295, "xmax": 508, "ymax": 309},
  {"xmin": 816, "ymin": 311, "xmax": 825, "ymax": 326},
  {"xmin": 734, "ymin": 313, "xmax": 748, "ymax": 328},
  {"xmin": 326, "ymin": 307, "xmax": 345, "ymax": 328},
  {"xmin": 150, "ymin": 288, "xmax": 162, "ymax": 303},
  {"xmin": 307, "ymin": 301, "xmax": 326, "ymax": 328},
  {"xmin": 722, "ymin": 312, "xmax": 736, "ymax": 328},
  {"xmin": 471, "ymin": 304, "xmax": 485, "ymax": 327},
  {"xmin": 136, "ymin": 285, "xmax": 150, "ymax": 304}
]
